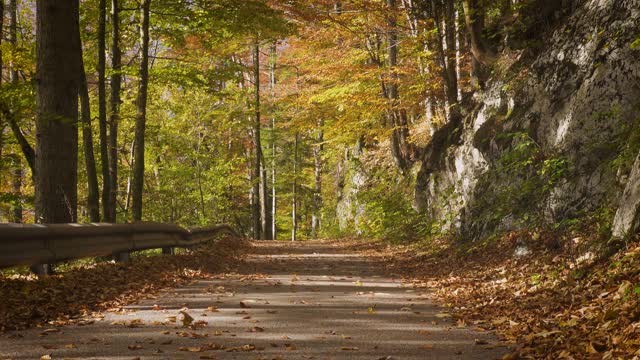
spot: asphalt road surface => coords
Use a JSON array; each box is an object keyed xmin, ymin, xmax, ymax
[{"xmin": 0, "ymin": 241, "xmax": 510, "ymax": 359}]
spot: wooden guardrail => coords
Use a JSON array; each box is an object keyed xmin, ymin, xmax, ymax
[{"xmin": 0, "ymin": 222, "xmax": 240, "ymax": 269}]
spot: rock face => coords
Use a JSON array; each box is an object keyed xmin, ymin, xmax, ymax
[
  {"xmin": 335, "ymin": 0, "xmax": 640, "ymax": 240},
  {"xmin": 416, "ymin": 0, "xmax": 640, "ymax": 239},
  {"xmin": 613, "ymin": 153, "xmax": 640, "ymax": 238}
]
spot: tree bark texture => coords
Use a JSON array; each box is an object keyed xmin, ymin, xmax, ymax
[
  {"xmin": 97, "ymin": 0, "xmax": 111, "ymax": 221},
  {"xmin": 132, "ymin": 0, "xmax": 150, "ymax": 222},
  {"xmin": 107, "ymin": 0, "xmax": 121, "ymax": 222},
  {"xmin": 252, "ymin": 43, "xmax": 262, "ymax": 240},
  {"xmin": 79, "ymin": 54, "xmax": 101, "ymax": 222},
  {"xmin": 35, "ymin": 0, "xmax": 81, "ymax": 223}
]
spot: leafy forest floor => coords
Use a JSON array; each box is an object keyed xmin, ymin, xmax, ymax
[
  {"xmin": 369, "ymin": 230, "xmax": 640, "ymax": 359},
  {"xmin": 0, "ymin": 233, "xmax": 638, "ymax": 359}
]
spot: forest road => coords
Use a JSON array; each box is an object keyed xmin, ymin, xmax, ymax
[{"xmin": 0, "ymin": 241, "xmax": 510, "ymax": 359}]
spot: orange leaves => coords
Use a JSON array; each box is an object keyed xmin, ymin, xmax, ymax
[{"xmin": 384, "ymin": 230, "xmax": 640, "ymax": 358}]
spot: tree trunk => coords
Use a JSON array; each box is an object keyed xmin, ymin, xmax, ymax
[
  {"xmin": 107, "ymin": 0, "xmax": 121, "ymax": 222},
  {"xmin": 386, "ymin": 0, "xmax": 414, "ymax": 172},
  {"xmin": 97, "ymin": 0, "xmax": 110, "ymax": 221},
  {"xmin": 269, "ymin": 43, "xmax": 277, "ymax": 240},
  {"xmin": 11, "ymin": 167, "xmax": 23, "ymax": 222},
  {"xmin": 429, "ymin": 0, "xmax": 459, "ymax": 109},
  {"xmin": 35, "ymin": 0, "xmax": 81, "ymax": 223},
  {"xmin": 462, "ymin": 0, "xmax": 495, "ymax": 88},
  {"xmin": 272, "ymin": 117, "xmax": 277, "ymax": 239},
  {"xmin": 0, "ymin": 1, "xmax": 5, "ymax": 185},
  {"xmin": 5, "ymin": 110, "xmax": 35, "ymax": 175},
  {"xmin": 252, "ymin": 43, "xmax": 262, "ymax": 240},
  {"xmin": 312, "ymin": 119, "xmax": 324, "ymax": 239},
  {"xmin": 443, "ymin": 0, "xmax": 458, "ymax": 105},
  {"xmin": 131, "ymin": 0, "xmax": 150, "ymax": 222},
  {"xmin": 0, "ymin": 0, "xmax": 3, "ymax": 85},
  {"xmin": 79, "ymin": 54, "xmax": 101, "ymax": 222},
  {"xmin": 8, "ymin": 0, "xmax": 23, "ymax": 223},
  {"xmin": 291, "ymin": 131, "xmax": 299, "ymax": 242}
]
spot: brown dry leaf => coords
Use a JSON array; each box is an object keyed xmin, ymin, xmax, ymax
[
  {"xmin": 206, "ymin": 306, "xmax": 219, "ymax": 312},
  {"xmin": 239, "ymin": 301, "xmax": 250, "ymax": 308},
  {"xmin": 341, "ymin": 346, "xmax": 359, "ymax": 351},
  {"xmin": 40, "ymin": 355, "xmax": 52, "ymax": 360},
  {"xmin": 128, "ymin": 344, "xmax": 143, "ymax": 350},
  {"xmin": 179, "ymin": 311, "xmax": 194, "ymax": 327},
  {"xmin": 179, "ymin": 346, "xmax": 204, "ymax": 352}
]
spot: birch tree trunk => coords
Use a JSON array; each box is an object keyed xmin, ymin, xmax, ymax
[{"xmin": 252, "ymin": 43, "xmax": 262, "ymax": 240}]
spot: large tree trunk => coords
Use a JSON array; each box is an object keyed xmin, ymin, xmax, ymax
[
  {"xmin": 79, "ymin": 54, "xmax": 101, "ymax": 222},
  {"xmin": 107, "ymin": 0, "xmax": 121, "ymax": 222},
  {"xmin": 97, "ymin": 0, "xmax": 111, "ymax": 221},
  {"xmin": 311, "ymin": 118, "xmax": 324, "ymax": 239},
  {"xmin": 131, "ymin": 0, "xmax": 150, "ymax": 222},
  {"xmin": 35, "ymin": 0, "xmax": 81, "ymax": 223},
  {"xmin": 252, "ymin": 43, "xmax": 262, "ymax": 240}
]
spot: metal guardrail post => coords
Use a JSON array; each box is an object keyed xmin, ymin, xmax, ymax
[
  {"xmin": 113, "ymin": 252, "xmax": 130, "ymax": 263},
  {"xmin": 29, "ymin": 264, "xmax": 54, "ymax": 276},
  {"xmin": 162, "ymin": 247, "xmax": 175, "ymax": 255}
]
